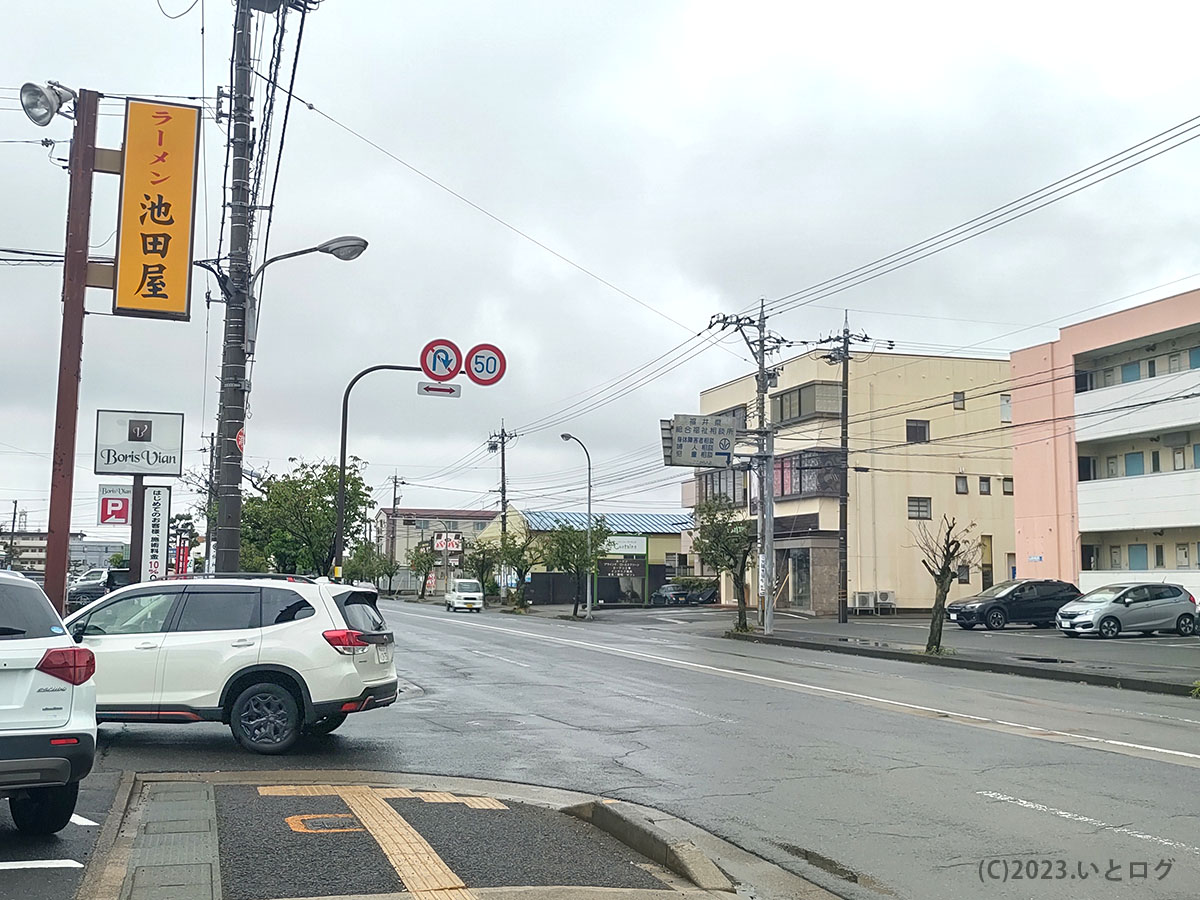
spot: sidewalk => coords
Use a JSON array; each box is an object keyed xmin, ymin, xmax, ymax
[{"xmin": 79, "ymin": 771, "xmax": 844, "ymax": 900}]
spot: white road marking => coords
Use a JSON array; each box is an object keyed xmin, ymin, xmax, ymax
[
  {"xmin": 467, "ymin": 649, "xmax": 530, "ymax": 668},
  {"xmin": 656, "ymin": 617, "xmax": 689, "ymax": 625},
  {"xmin": 977, "ymin": 791, "xmax": 1200, "ymax": 856},
  {"xmin": 0, "ymin": 860, "xmax": 84, "ymax": 870},
  {"xmin": 394, "ymin": 610, "xmax": 1200, "ymax": 765},
  {"xmin": 1110, "ymin": 708, "xmax": 1200, "ymax": 727},
  {"xmin": 69, "ymin": 813, "xmax": 98, "ymax": 826}
]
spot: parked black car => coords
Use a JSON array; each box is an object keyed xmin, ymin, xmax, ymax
[
  {"xmin": 649, "ymin": 584, "xmax": 690, "ymax": 606},
  {"xmin": 944, "ymin": 579, "xmax": 1081, "ymax": 630},
  {"xmin": 687, "ymin": 586, "xmax": 719, "ymax": 604},
  {"xmin": 66, "ymin": 568, "xmax": 131, "ymax": 614}
]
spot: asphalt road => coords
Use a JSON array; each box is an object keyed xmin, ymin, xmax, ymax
[{"xmin": 21, "ymin": 601, "xmax": 1200, "ymax": 900}]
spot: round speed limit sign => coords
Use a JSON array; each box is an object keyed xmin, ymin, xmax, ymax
[{"xmin": 465, "ymin": 343, "xmax": 506, "ymax": 386}]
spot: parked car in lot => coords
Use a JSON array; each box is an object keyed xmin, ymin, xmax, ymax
[
  {"xmin": 66, "ymin": 567, "xmax": 131, "ymax": 613},
  {"xmin": 445, "ymin": 578, "xmax": 484, "ymax": 612},
  {"xmin": 687, "ymin": 585, "xmax": 719, "ymax": 604},
  {"xmin": 0, "ymin": 570, "xmax": 96, "ymax": 834},
  {"xmin": 649, "ymin": 584, "xmax": 690, "ymax": 606},
  {"xmin": 945, "ymin": 578, "xmax": 1081, "ymax": 630},
  {"xmin": 62, "ymin": 574, "xmax": 397, "ymax": 754},
  {"xmin": 1056, "ymin": 583, "xmax": 1197, "ymax": 638}
]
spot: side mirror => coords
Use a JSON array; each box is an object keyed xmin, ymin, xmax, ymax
[{"xmin": 71, "ymin": 621, "xmax": 86, "ymax": 643}]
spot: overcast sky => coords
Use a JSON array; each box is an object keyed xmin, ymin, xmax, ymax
[{"xmin": 5, "ymin": 0, "xmax": 1200, "ymax": 541}]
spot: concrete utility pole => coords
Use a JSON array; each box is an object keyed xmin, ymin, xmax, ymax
[
  {"xmin": 489, "ymin": 423, "xmax": 512, "ymax": 537},
  {"xmin": 213, "ymin": 0, "xmax": 254, "ymax": 573},
  {"xmin": 389, "ymin": 474, "xmax": 401, "ymax": 565},
  {"xmin": 710, "ymin": 301, "xmax": 787, "ymax": 635},
  {"xmin": 817, "ymin": 313, "xmax": 875, "ymax": 625},
  {"xmin": 201, "ymin": 433, "xmax": 216, "ymax": 571}
]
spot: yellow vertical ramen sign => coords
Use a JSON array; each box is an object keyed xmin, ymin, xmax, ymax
[{"xmin": 113, "ymin": 99, "xmax": 200, "ymax": 320}]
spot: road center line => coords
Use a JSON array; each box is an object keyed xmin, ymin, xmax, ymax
[
  {"xmin": 976, "ymin": 791, "xmax": 1200, "ymax": 856},
  {"xmin": 69, "ymin": 813, "xmax": 99, "ymax": 826},
  {"xmin": 394, "ymin": 610, "xmax": 1200, "ymax": 765}
]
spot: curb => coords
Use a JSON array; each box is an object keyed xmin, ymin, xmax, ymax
[
  {"xmin": 725, "ymin": 631, "xmax": 1196, "ymax": 696},
  {"xmin": 564, "ymin": 800, "xmax": 734, "ymax": 893}
]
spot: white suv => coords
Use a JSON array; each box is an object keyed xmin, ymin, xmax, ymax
[
  {"xmin": 1, "ymin": 570, "xmax": 97, "ymax": 834},
  {"xmin": 63, "ymin": 574, "xmax": 397, "ymax": 755},
  {"xmin": 445, "ymin": 578, "xmax": 485, "ymax": 612}
]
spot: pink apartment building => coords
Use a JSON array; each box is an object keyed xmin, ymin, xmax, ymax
[{"xmin": 1012, "ymin": 288, "xmax": 1200, "ymax": 594}]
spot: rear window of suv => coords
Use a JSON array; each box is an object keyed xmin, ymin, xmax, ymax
[
  {"xmin": 0, "ymin": 579, "xmax": 62, "ymax": 640},
  {"xmin": 332, "ymin": 589, "xmax": 386, "ymax": 632}
]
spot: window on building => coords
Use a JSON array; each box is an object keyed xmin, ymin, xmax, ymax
[
  {"xmin": 1155, "ymin": 544, "xmax": 1165, "ymax": 568},
  {"xmin": 1177, "ymin": 543, "xmax": 1190, "ymax": 568},
  {"xmin": 1103, "ymin": 368, "xmax": 1115, "ymax": 386},
  {"xmin": 1078, "ymin": 457, "xmax": 1096, "ymax": 481},
  {"xmin": 444, "ymin": 521, "xmax": 459, "ymax": 531},
  {"xmin": 717, "ymin": 405, "xmax": 749, "ymax": 431},
  {"xmin": 1174, "ymin": 447, "xmax": 1186, "ymax": 471},
  {"xmin": 417, "ymin": 520, "xmax": 430, "ymax": 530},
  {"xmin": 1169, "ymin": 352, "xmax": 1182, "ymax": 373},
  {"xmin": 952, "ymin": 391, "xmax": 965, "ymax": 410},
  {"xmin": 1002, "ymin": 477, "xmax": 1014, "ymax": 495},
  {"xmin": 907, "ymin": 497, "xmax": 932, "ymax": 520},
  {"xmin": 1124, "ymin": 452, "xmax": 1145, "ymax": 476},
  {"xmin": 1191, "ymin": 347, "xmax": 1200, "ymax": 370},
  {"xmin": 1147, "ymin": 359, "xmax": 1157, "ymax": 378},
  {"xmin": 957, "ymin": 565, "xmax": 970, "ymax": 584},
  {"xmin": 1121, "ymin": 362, "xmax": 1141, "ymax": 383},
  {"xmin": 769, "ymin": 382, "xmax": 839, "ymax": 425},
  {"xmin": 1195, "ymin": 444, "xmax": 1200, "ymax": 470},
  {"xmin": 1081, "ymin": 545, "xmax": 1099, "ymax": 571},
  {"xmin": 1109, "ymin": 546, "xmax": 1121, "ymax": 569},
  {"xmin": 1150, "ymin": 450, "xmax": 1160, "ymax": 472},
  {"xmin": 906, "ymin": 419, "xmax": 930, "ymax": 443},
  {"xmin": 955, "ymin": 475, "xmax": 968, "ymax": 494},
  {"xmin": 474, "ymin": 521, "xmax": 487, "ymax": 531},
  {"xmin": 979, "ymin": 476, "xmax": 991, "ymax": 495},
  {"xmin": 1128, "ymin": 544, "xmax": 1148, "ymax": 571},
  {"xmin": 999, "ymin": 394, "xmax": 1012, "ymax": 423}
]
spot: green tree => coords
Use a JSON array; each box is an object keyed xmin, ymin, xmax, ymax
[
  {"xmin": 544, "ymin": 517, "xmax": 613, "ymax": 617},
  {"xmin": 500, "ymin": 531, "xmax": 545, "ymax": 608},
  {"xmin": 378, "ymin": 554, "xmax": 401, "ymax": 594},
  {"xmin": 462, "ymin": 540, "xmax": 500, "ymax": 592},
  {"xmin": 408, "ymin": 546, "xmax": 438, "ymax": 598},
  {"xmin": 107, "ymin": 551, "xmax": 127, "ymax": 568},
  {"xmin": 239, "ymin": 458, "xmax": 373, "ymax": 575},
  {"xmin": 345, "ymin": 542, "xmax": 387, "ymax": 584},
  {"xmin": 690, "ymin": 497, "xmax": 756, "ymax": 632},
  {"xmin": 916, "ymin": 515, "xmax": 980, "ymax": 654}
]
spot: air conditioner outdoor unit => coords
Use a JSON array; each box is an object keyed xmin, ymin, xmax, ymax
[
  {"xmin": 876, "ymin": 590, "xmax": 897, "ymax": 607},
  {"xmin": 851, "ymin": 591, "xmax": 876, "ymax": 610}
]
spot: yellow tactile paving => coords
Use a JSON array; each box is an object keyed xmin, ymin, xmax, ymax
[{"xmin": 257, "ymin": 784, "xmax": 487, "ymax": 899}]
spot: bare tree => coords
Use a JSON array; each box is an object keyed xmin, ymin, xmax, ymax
[{"xmin": 915, "ymin": 515, "xmax": 981, "ymax": 654}]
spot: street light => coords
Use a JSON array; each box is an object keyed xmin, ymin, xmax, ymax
[
  {"xmin": 560, "ymin": 433, "xmax": 593, "ymax": 621},
  {"xmin": 19, "ymin": 81, "xmax": 76, "ymax": 127}
]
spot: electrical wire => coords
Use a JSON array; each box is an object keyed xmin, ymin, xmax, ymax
[{"xmin": 157, "ymin": 0, "xmax": 201, "ymax": 19}]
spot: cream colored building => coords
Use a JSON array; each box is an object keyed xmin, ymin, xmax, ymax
[{"xmin": 687, "ymin": 351, "xmax": 1017, "ymax": 613}]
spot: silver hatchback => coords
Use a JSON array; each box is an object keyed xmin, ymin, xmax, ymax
[{"xmin": 1056, "ymin": 583, "xmax": 1197, "ymax": 639}]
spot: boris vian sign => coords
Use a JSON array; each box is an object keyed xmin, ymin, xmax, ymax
[{"xmin": 94, "ymin": 410, "xmax": 184, "ymax": 476}]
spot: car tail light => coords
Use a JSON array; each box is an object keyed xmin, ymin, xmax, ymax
[
  {"xmin": 1188, "ymin": 592, "xmax": 1197, "ymax": 605},
  {"xmin": 37, "ymin": 647, "xmax": 95, "ymax": 685},
  {"xmin": 322, "ymin": 629, "xmax": 370, "ymax": 655},
  {"xmin": 50, "ymin": 737, "xmax": 79, "ymax": 746}
]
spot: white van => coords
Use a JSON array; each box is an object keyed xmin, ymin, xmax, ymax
[{"xmin": 445, "ymin": 579, "xmax": 484, "ymax": 613}]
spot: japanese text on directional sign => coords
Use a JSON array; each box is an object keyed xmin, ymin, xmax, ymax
[
  {"xmin": 140, "ymin": 485, "xmax": 171, "ymax": 581},
  {"xmin": 113, "ymin": 100, "xmax": 200, "ymax": 320},
  {"xmin": 97, "ymin": 484, "xmax": 133, "ymax": 525},
  {"xmin": 420, "ymin": 339, "xmax": 462, "ymax": 382},
  {"xmin": 669, "ymin": 414, "xmax": 735, "ymax": 467}
]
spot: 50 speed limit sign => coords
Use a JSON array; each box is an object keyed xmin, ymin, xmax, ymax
[{"xmin": 465, "ymin": 343, "xmax": 506, "ymax": 387}]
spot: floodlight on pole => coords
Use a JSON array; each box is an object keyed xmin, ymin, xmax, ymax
[{"xmin": 20, "ymin": 81, "xmax": 77, "ymax": 127}]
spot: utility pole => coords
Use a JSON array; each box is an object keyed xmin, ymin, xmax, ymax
[
  {"xmin": 710, "ymin": 301, "xmax": 786, "ymax": 635},
  {"xmin": 389, "ymin": 474, "xmax": 401, "ymax": 564},
  {"xmin": 6, "ymin": 500, "xmax": 16, "ymax": 569},
  {"xmin": 489, "ymin": 423, "xmax": 512, "ymax": 537},
  {"xmin": 201, "ymin": 433, "xmax": 217, "ymax": 571},
  {"xmin": 214, "ymin": 0, "xmax": 254, "ymax": 573},
  {"xmin": 817, "ymin": 313, "xmax": 874, "ymax": 625}
]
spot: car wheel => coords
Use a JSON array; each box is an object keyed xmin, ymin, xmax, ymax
[
  {"xmin": 230, "ymin": 682, "xmax": 300, "ymax": 755},
  {"xmin": 304, "ymin": 713, "xmax": 347, "ymax": 736},
  {"xmin": 1098, "ymin": 616, "xmax": 1121, "ymax": 639},
  {"xmin": 984, "ymin": 608, "xmax": 1007, "ymax": 630},
  {"xmin": 957, "ymin": 623, "xmax": 975, "ymax": 630},
  {"xmin": 9, "ymin": 782, "xmax": 79, "ymax": 835},
  {"xmin": 1175, "ymin": 614, "xmax": 1196, "ymax": 637}
]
